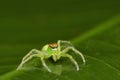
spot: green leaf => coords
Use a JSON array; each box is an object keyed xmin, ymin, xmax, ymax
[{"xmin": 0, "ymin": 0, "xmax": 120, "ymax": 80}]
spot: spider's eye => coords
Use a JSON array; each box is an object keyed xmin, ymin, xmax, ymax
[{"xmin": 49, "ymin": 43, "xmax": 58, "ymax": 49}]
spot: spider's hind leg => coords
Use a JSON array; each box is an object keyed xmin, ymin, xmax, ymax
[
  {"xmin": 17, "ymin": 49, "xmax": 51, "ymax": 72},
  {"xmin": 22, "ymin": 49, "xmax": 40, "ymax": 61},
  {"xmin": 17, "ymin": 54, "xmax": 38, "ymax": 70},
  {"xmin": 17, "ymin": 49, "xmax": 41, "ymax": 70}
]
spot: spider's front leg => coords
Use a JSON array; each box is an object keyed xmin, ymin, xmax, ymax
[
  {"xmin": 62, "ymin": 53, "xmax": 80, "ymax": 71},
  {"xmin": 41, "ymin": 58, "xmax": 51, "ymax": 72},
  {"xmin": 62, "ymin": 47, "xmax": 85, "ymax": 64},
  {"xmin": 58, "ymin": 40, "xmax": 72, "ymax": 45},
  {"xmin": 57, "ymin": 40, "xmax": 72, "ymax": 51},
  {"xmin": 61, "ymin": 47, "xmax": 85, "ymax": 71}
]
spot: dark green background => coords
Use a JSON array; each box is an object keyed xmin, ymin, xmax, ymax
[
  {"xmin": 0, "ymin": 0, "xmax": 120, "ymax": 44},
  {"xmin": 0, "ymin": 0, "xmax": 120, "ymax": 80}
]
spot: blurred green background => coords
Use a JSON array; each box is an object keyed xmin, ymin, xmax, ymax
[
  {"xmin": 0, "ymin": 0, "xmax": 120, "ymax": 80},
  {"xmin": 0, "ymin": 0, "xmax": 120, "ymax": 44}
]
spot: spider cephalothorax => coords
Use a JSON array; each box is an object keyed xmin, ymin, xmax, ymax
[
  {"xmin": 49, "ymin": 43, "xmax": 58, "ymax": 49},
  {"xmin": 48, "ymin": 43, "xmax": 60, "ymax": 61},
  {"xmin": 17, "ymin": 40, "xmax": 85, "ymax": 72}
]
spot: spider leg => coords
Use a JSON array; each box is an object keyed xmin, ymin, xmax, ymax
[
  {"xmin": 58, "ymin": 40, "xmax": 72, "ymax": 45},
  {"xmin": 22, "ymin": 49, "xmax": 40, "ymax": 61},
  {"xmin": 61, "ymin": 47, "xmax": 85, "ymax": 64},
  {"xmin": 62, "ymin": 53, "xmax": 79, "ymax": 71},
  {"xmin": 17, "ymin": 49, "xmax": 43, "ymax": 70},
  {"xmin": 41, "ymin": 58, "xmax": 51, "ymax": 72},
  {"xmin": 57, "ymin": 40, "xmax": 72, "ymax": 51},
  {"xmin": 17, "ymin": 54, "xmax": 39, "ymax": 70},
  {"xmin": 17, "ymin": 49, "xmax": 51, "ymax": 72}
]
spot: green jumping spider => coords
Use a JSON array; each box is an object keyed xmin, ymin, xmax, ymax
[{"xmin": 17, "ymin": 40, "xmax": 85, "ymax": 72}]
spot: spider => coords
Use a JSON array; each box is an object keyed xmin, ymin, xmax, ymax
[{"xmin": 17, "ymin": 40, "xmax": 85, "ymax": 72}]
